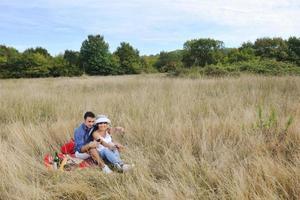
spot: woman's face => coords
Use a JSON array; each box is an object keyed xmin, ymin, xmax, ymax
[{"xmin": 97, "ymin": 122, "xmax": 108, "ymax": 131}]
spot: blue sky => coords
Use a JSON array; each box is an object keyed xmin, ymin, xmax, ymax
[{"xmin": 1, "ymin": 0, "xmax": 299, "ymax": 56}]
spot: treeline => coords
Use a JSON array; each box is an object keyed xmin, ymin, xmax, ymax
[
  {"xmin": 0, "ymin": 35, "xmax": 300, "ymax": 78},
  {"xmin": 155, "ymin": 37, "xmax": 300, "ymax": 76},
  {"xmin": 0, "ymin": 35, "xmax": 156, "ymax": 78}
]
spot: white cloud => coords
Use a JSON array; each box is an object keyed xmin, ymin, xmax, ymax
[{"xmin": 0, "ymin": 0, "xmax": 299, "ymax": 54}]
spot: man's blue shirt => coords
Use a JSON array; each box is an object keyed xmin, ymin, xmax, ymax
[{"xmin": 74, "ymin": 123, "xmax": 93, "ymax": 152}]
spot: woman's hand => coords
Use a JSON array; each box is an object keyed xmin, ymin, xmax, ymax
[
  {"xmin": 108, "ymin": 126, "xmax": 125, "ymax": 135},
  {"xmin": 108, "ymin": 143, "xmax": 117, "ymax": 150},
  {"xmin": 114, "ymin": 142, "xmax": 125, "ymax": 151},
  {"xmin": 115, "ymin": 127, "xmax": 125, "ymax": 134}
]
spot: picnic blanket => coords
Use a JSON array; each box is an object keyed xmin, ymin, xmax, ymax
[{"xmin": 44, "ymin": 139, "xmax": 96, "ymax": 171}]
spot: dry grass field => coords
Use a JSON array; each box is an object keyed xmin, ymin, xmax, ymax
[{"xmin": 0, "ymin": 74, "xmax": 299, "ymax": 200}]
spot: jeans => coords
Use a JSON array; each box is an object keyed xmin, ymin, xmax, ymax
[{"xmin": 99, "ymin": 148, "xmax": 123, "ymax": 166}]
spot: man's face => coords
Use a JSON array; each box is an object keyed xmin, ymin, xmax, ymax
[{"xmin": 84, "ymin": 117, "xmax": 95, "ymax": 129}]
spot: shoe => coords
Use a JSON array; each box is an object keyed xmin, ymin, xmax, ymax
[
  {"xmin": 122, "ymin": 164, "xmax": 134, "ymax": 172},
  {"xmin": 102, "ymin": 165, "xmax": 112, "ymax": 174},
  {"xmin": 113, "ymin": 163, "xmax": 123, "ymax": 172}
]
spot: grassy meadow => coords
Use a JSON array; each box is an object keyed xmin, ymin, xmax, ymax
[{"xmin": 0, "ymin": 74, "xmax": 299, "ymax": 199}]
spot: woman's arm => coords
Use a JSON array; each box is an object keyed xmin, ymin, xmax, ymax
[
  {"xmin": 98, "ymin": 138, "xmax": 116, "ymax": 150},
  {"xmin": 107, "ymin": 126, "xmax": 125, "ymax": 135},
  {"xmin": 93, "ymin": 132, "xmax": 116, "ymax": 150}
]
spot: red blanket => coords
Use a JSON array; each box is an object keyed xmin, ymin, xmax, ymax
[{"xmin": 44, "ymin": 139, "xmax": 96, "ymax": 170}]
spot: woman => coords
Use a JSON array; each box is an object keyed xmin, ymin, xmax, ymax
[{"xmin": 91, "ymin": 115, "xmax": 132, "ymax": 172}]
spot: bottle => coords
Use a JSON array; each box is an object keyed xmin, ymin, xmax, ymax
[{"xmin": 53, "ymin": 152, "xmax": 60, "ymax": 170}]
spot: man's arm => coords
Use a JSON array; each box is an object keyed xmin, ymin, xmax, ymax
[{"xmin": 74, "ymin": 128, "xmax": 85, "ymax": 153}]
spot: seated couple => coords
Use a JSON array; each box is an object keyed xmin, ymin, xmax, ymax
[{"xmin": 74, "ymin": 111, "xmax": 131, "ymax": 174}]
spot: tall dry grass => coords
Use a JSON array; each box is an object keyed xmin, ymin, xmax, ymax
[{"xmin": 0, "ymin": 74, "xmax": 299, "ymax": 200}]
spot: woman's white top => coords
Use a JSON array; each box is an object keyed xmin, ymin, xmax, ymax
[{"xmin": 97, "ymin": 132, "xmax": 112, "ymax": 152}]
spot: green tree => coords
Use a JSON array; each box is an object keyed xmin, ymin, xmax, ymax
[
  {"xmin": 154, "ymin": 50, "xmax": 183, "ymax": 72},
  {"xmin": 141, "ymin": 54, "xmax": 159, "ymax": 68},
  {"xmin": 226, "ymin": 48, "xmax": 256, "ymax": 64},
  {"xmin": 23, "ymin": 47, "xmax": 52, "ymax": 58},
  {"xmin": 20, "ymin": 51, "xmax": 51, "ymax": 77},
  {"xmin": 80, "ymin": 35, "xmax": 115, "ymax": 75},
  {"xmin": 140, "ymin": 56, "xmax": 158, "ymax": 73},
  {"xmin": 182, "ymin": 38, "xmax": 224, "ymax": 67},
  {"xmin": 287, "ymin": 36, "xmax": 300, "ymax": 65},
  {"xmin": 0, "ymin": 45, "xmax": 22, "ymax": 78},
  {"xmin": 253, "ymin": 37, "xmax": 289, "ymax": 61},
  {"xmin": 0, "ymin": 45, "xmax": 20, "ymax": 66},
  {"xmin": 114, "ymin": 42, "xmax": 141, "ymax": 74},
  {"xmin": 49, "ymin": 55, "xmax": 68, "ymax": 77},
  {"xmin": 64, "ymin": 50, "xmax": 80, "ymax": 66},
  {"xmin": 63, "ymin": 50, "xmax": 83, "ymax": 76},
  {"xmin": 50, "ymin": 54, "xmax": 84, "ymax": 77},
  {"xmin": 239, "ymin": 41, "xmax": 254, "ymax": 50}
]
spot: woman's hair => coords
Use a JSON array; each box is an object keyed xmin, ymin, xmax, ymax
[
  {"xmin": 92, "ymin": 124, "xmax": 99, "ymax": 131},
  {"xmin": 89, "ymin": 123, "xmax": 110, "ymax": 140},
  {"xmin": 92, "ymin": 122, "xmax": 111, "ymax": 131}
]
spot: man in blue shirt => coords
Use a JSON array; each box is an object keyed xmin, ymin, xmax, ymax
[{"xmin": 74, "ymin": 111, "xmax": 112, "ymax": 173}]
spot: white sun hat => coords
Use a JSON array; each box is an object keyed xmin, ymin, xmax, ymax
[{"xmin": 95, "ymin": 115, "xmax": 111, "ymax": 124}]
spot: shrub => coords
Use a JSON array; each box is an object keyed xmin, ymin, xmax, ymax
[{"xmin": 234, "ymin": 59, "xmax": 300, "ymax": 75}]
